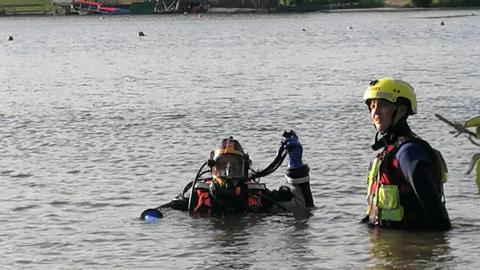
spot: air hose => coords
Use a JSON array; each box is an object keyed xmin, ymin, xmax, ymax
[{"xmin": 250, "ymin": 144, "xmax": 287, "ymax": 180}]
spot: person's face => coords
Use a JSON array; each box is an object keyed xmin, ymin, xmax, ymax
[{"xmin": 369, "ymin": 99, "xmax": 397, "ymax": 133}]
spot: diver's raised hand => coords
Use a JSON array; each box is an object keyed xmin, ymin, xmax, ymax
[{"xmin": 282, "ymin": 130, "xmax": 304, "ymax": 169}]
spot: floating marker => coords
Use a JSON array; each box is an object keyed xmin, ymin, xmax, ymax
[{"xmin": 140, "ymin": 208, "xmax": 163, "ymax": 223}]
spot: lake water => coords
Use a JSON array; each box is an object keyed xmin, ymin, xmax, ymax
[{"xmin": 1, "ymin": 9, "xmax": 480, "ymax": 269}]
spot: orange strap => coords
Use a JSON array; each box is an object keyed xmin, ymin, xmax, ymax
[{"xmin": 194, "ymin": 190, "xmax": 212, "ymax": 212}]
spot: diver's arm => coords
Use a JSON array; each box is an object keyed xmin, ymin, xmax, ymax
[
  {"xmin": 397, "ymin": 143, "xmax": 451, "ymax": 230},
  {"xmin": 140, "ymin": 194, "xmax": 190, "ymax": 221},
  {"xmin": 264, "ymin": 164, "xmax": 314, "ymax": 211},
  {"xmin": 156, "ymin": 194, "xmax": 189, "ymax": 211},
  {"xmin": 276, "ymin": 131, "xmax": 314, "ymax": 209},
  {"xmin": 285, "ymin": 165, "xmax": 314, "ymax": 207}
]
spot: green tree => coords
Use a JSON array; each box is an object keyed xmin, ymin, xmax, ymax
[{"xmin": 412, "ymin": 0, "xmax": 432, "ymax": 6}]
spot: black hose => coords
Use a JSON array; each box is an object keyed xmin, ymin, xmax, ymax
[
  {"xmin": 257, "ymin": 193, "xmax": 288, "ymax": 212},
  {"xmin": 181, "ymin": 170, "xmax": 210, "ymax": 196},
  {"xmin": 251, "ymin": 145, "xmax": 287, "ymax": 179},
  {"xmin": 187, "ymin": 137, "xmax": 289, "ymax": 213}
]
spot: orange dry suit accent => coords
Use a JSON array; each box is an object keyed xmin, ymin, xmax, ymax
[
  {"xmin": 366, "ymin": 138, "xmax": 447, "ymax": 228},
  {"xmin": 194, "ymin": 188, "xmax": 212, "ymax": 212},
  {"xmin": 191, "ymin": 179, "xmax": 266, "ymax": 213}
]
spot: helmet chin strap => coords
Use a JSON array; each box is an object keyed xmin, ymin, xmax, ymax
[{"xmin": 371, "ymin": 106, "xmax": 409, "ymax": 151}]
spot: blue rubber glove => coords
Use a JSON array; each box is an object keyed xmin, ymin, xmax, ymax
[{"xmin": 283, "ymin": 131, "xmax": 304, "ymax": 169}]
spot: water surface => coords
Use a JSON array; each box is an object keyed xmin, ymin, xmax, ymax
[{"xmin": 1, "ymin": 10, "xmax": 480, "ymax": 269}]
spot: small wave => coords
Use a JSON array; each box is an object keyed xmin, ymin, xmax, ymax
[
  {"xmin": 50, "ymin": 200, "xmax": 71, "ymax": 206},
  {"xmin": 110, "ymin": 115, "xmax": 126, "ymax": 121},
  {"xmin": 162, "ymin": 113, "xmax": 187, "ymax": 120},
  {"xmin": 75, "ymin": 201, "xmax": 110, "ymax": 209},
  {"xmin": 12, "ymin": 204, "xmax": 41, "ymax": 212},
  {"xmin": 114, "ymin": 203, "xmax": 137, "ymax": 207},
  {"xmin": 10, "ymin": 172, "xmax": 33, "ymax": 178},
  {"xmin": 451, "ymin": 218, "xmax": 480, "ymax": 232},
  {"xmin": 1, "ymin": 170, "xmax": 15, "ymax": 175},
  {"xmin": 103, "ymin": 195, "xmax": 132, "ymax": 201}
]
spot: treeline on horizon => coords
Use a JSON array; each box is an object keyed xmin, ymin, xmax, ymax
[{"xmin": 0, "ymin": 0, "xmax": 479, "ymax": 14}]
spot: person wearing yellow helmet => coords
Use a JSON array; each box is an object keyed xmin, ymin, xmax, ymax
[
  {"xmin": 141, "ymin": 131, "xmax": 314, "ymax": 220},
  {"xmin": 362, "ymin": 78, "xmax": 451, "ymax": 231}
]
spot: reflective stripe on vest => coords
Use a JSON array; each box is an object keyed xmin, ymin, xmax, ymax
[{"xmin": 367, "ymin": 157, "xmax": 404, "ymax": 223}]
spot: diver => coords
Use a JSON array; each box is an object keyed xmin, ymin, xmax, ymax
[
  {"xmin": 362, "ymin": 78, "xmax": 451, "ymax": 231},
  {"xmin": 141, "ymin": 131, "xmax": 314, "ymax": 220}
]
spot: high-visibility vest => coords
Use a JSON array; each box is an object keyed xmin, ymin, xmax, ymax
[{"xmin": 366, "ymin": 139, "xmax": 447, "ymax": 226}]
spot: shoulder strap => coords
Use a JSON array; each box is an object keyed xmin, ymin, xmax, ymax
[{"xmin": 395, "ymin": 138, "xmax": 448, "ymax": 186}]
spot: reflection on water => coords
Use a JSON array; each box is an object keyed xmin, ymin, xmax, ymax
[
  {"xmin": 193, "ymin": 210, "xmax": 315, "ymax": 270},
  {"xmin": 207, "ymin": 215, "xmax": 265, "ymax": 270},
  {"xmin": 367, "ymin": 228, "xmax": 452, "ymax": 270}
]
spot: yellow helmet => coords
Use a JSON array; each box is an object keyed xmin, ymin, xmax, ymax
[{"xmin": 363, "ymin": 77, "xmax": 417, "ymax": 115}]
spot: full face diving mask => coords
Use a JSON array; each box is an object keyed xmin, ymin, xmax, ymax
[
  {"xmin": 209, "ymin": 137, "xmax": 249, "ymax": 190},
  {"xmin": 212, "ymin": 153, "xmax": 247, "ymax": 187}
]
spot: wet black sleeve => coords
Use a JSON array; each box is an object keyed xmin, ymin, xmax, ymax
[
  {"xmin": 158, "ymin": 195, "xmax": 189, "ymax": 211},
  {"xmin": 266, "ymin": 186, "xmax": 295, "ymax": 202},
  {"xmin": 396, "ymin": 143, "xmax": 451, "ymax": 230}
]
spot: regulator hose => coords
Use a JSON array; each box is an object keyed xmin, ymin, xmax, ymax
[{"xmin": 250, "ymin": 144, "xmax": 287, "ymax": 180}]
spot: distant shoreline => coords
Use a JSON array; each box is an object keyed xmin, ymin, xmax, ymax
[
  {"xmin": 209, "ymin": 6, "xmax": 480, "ymax": 13},
  {"xmin": 0, "ymin": 6, "xmax": 479, "ymax": 17}
]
